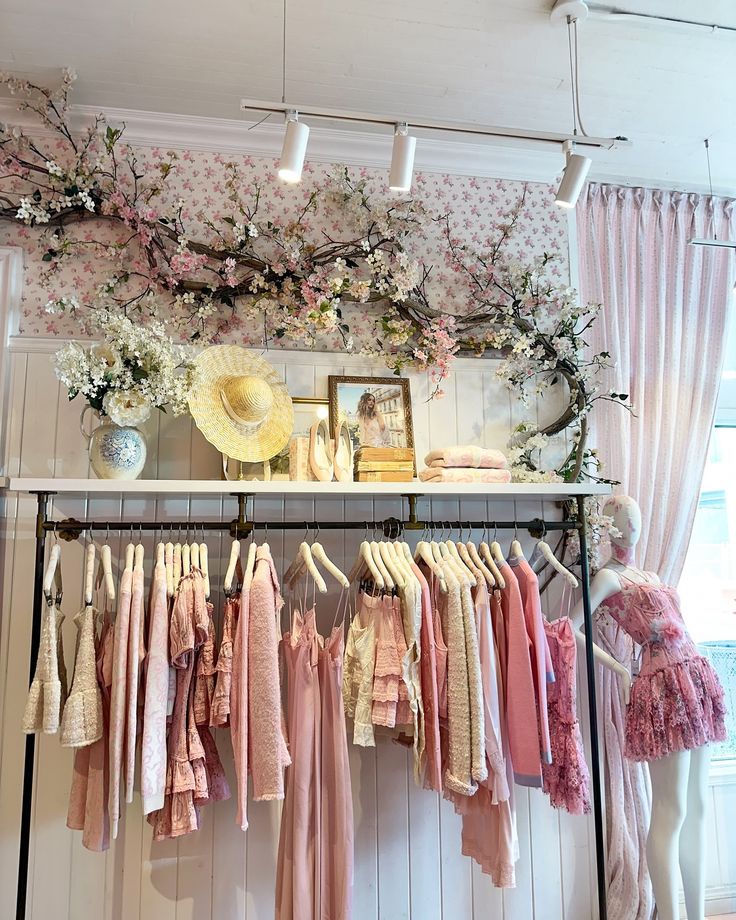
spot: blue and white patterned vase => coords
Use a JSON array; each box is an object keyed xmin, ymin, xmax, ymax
[{"xmin": 86, "ymin": 417, "xmax": 147, "ymax": 480}]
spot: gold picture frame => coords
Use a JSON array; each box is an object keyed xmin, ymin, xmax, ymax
[{"xmin": 328, "ymin": 375, "xmax": 415, "ymax": 460}]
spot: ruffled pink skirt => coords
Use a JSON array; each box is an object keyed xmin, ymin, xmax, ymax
[
  {"xmin": 542, "ymin": 717, "xmax": 591, "ymax": 815},
  {"xmin": 625, "ymin": 654, "xmax": 727, "ymax": 761}
]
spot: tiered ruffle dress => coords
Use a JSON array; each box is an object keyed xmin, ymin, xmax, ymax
[{"xmin": 602, "ymin": 578, "xmax": 727, "ymax": 761}]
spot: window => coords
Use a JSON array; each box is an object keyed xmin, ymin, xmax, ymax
[{"xmin": 679, "ymin": 309, "xmax": 736, "ymax": 762}]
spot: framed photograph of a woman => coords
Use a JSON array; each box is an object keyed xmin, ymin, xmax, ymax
[{"xmin": 328, "ymin": 375, "xmax": 415, "ymax": 452}]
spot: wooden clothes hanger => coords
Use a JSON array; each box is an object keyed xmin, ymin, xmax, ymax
[
  {"xmin": 414, "ymin": 531, "xmax": 448, "ymax": 592},
  {"xmin": 530, "ymin": 525, "xmax": 579, "ymax": 588},
  {"xmin": 461, "ymin": 524, "xmax": 496, "ymax": 588},
  {"xmin": 348, "ymin": 528, "xmax": 385, "ymax": 590},
  {"xmin": 311, "ymin": 542, "xmax": 350, "ymax": 589},
  {"xmin": 83, "ymin": 541, "xmax": 96, "ymax": 607},
  {"xmin": 224, "ymin": 537, "xmax": 241, "ymax": 595},
  {"xmin": 99, "ymin": 541, "xmax": 116, "ymax": 603}
]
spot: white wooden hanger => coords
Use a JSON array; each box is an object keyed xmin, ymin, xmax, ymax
[
  {"xmin": 464, "ymin": 534, "xmax": 496, "ymax": 588},
  {"xmin": 100, "ymin": 542, "xmax": 116, "ymax": 603},
  {"xmin": 311, "ymin": 542, "xmax": 350, "ymax": 589},
  {"xmin": 200, "ymin": 542, "xmax": 210, "ymax": 598},
  {"xmin": 479, "ymin": 528, "xmax": 506, "ymax": 589},
  {"xmin": 134, "ymin": 541, "xmax": 145, "ymax": 571},
  {"xmin": 414, "ymin": 536, "xmax": 448, "ymax": 592},
  {"xmin": 508, "ymin": 525, "xmax": 525, "ymax": 560},
  {"xmin": 369, "ymin": 540, "xmax": 394, "ymax": 589},
  {"xmin": 243, "ymin": 531, "xmax": 258, "ymax": 585},
  {"xmin": 224, "ymin": 538, "xmax": 241, "ymax": 594},
  {"xmin": 283, "ymin": 524, "xmax": 310, "ymax": 585},
  {"xmin": 288, "ymin": 542, "xmax": 327, "ymax": 594},
  {"xmin": 444, "ymin": 535, "xmax": 477, "ymax": 586},
  {"xmin": 348, "ymin": 532, "xmax": 385, "ymax": 590},
  {"xmin": 533, "ymin": 538, "xmax": 579, "ymax": 588},
  {"xmin": 190, "ymin": 530, "xmax": 200, "ymax": 570},
  {"xmin": 84, "ymin": 541, "xmax": 96, "ymax": 607},
  {"xmin": 377, "ymin": 540, "xmax": 405, "ymax": 589},
  {"xmin": 124, "ymin": 539, "xmax": 135, "ymax": 572},
  {"xmin": 43, "ymin": 541, "xmax": 63, "ymax": 604},
  {"xmin": 156, "ymin": 540, "xmax": 165, "ymax": 567},
  {"xmin": 164, "ymin": 538, "xmax": 174, "ymax": 598},
  {"xmin": 182, "ymin": 541, "xmax": 191, "ymax": 576}
]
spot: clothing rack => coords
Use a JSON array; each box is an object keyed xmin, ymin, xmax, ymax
[{"xmin": 14, "ymin": 488, "xmax": 608, "ymax": 920}]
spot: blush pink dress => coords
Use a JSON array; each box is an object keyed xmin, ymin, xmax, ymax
[
  {"xmin": 601, "ymin": 575, "xmax": 727, "ymax": 761},
  {"xmin": 277, "ymin": 605, "xmax": 353, "ymax": 920},
  {"xmin": 67, "ymin": 605, "xmax": 113, "ymax": 851},
  {"xmin": 541, "ymin": 617, "xmax": 591, "ymax": 815}
]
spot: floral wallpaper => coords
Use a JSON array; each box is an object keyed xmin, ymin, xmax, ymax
[{"xmin": 0, "ymin": 144, "xmax": 569, "ymax": 349}]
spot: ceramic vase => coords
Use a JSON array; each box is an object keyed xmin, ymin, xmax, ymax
[{"xmin": 82, "ymin": 410, "xmax": 147, "ymax": 480}]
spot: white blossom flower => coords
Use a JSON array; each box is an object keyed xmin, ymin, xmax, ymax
[{"xmin": 103, "ymin": 389, "xmax": 152, "ymax": 427}]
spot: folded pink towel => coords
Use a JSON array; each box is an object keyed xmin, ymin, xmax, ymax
[
  {"xmin": 419, "ymin": 468, "xmax": 512, "ymax": 484},
  {"xmin": 424, "ymin": 445, "xmax": 507, "ymax": 470}
]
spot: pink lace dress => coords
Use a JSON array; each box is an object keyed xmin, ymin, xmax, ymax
[
  {"xmin": 602, "ymin": 576, "xmax": 727, "ymax": 761},
  {"xmin": 541, "ymin": 617, "xmax": 591, "ymax": 815}
]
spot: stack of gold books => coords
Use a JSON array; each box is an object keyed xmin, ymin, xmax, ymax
[{"xmin": 354, "ymin": 447, "xmax": 415, "ymax": 482}]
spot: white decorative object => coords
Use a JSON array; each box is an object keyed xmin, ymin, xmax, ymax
[{"xmin": 83, "ymin": 411, "xmax": 146, "ymax": 480}]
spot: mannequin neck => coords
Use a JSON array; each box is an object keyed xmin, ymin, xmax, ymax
[{"xmin": 611, "ymin": 543, "xmax": 636, "ymax": 566}]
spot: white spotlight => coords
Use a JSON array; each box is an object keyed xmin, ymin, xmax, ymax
[
  {"xmin": 555, "ymin": 139, "xmax": 592, "ymax": 208},
  {"xmin": 389, "ymin": 123, "xmax": 416, "ymax": 192},
  {"xmin": 278, "ymin": 113, "xmax": 309, "ymax": 184}
]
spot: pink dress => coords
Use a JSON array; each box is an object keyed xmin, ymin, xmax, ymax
[
  {"xmin": 458, "ymin": 573, "xmax": 516, "ymax": 888},
  {"xmin": 412, "ymin": 562, "xmax": 442, "ymax": 793},
  {"xmin": 67, "ymin": 606, "xmax": 113, "ymax": 851},
  {"xmin": 141, "ymin": 556, "xmax": 169, "ymax": 815},
  {"xmin": 541, "ymin": 617, "xmax": 591, "ymax": 815},
  {"xmin": 372, "ymin": 594, "xmax": 402, "ymax": 728},
  {"xmin": 601, "ymin": 577, "xmax": 727, "ymax": 761},
  {"xmin": 148, "ymin": 575, "xmax": 199, "ymax": 841},
  {"xmin": 108, "ymin": 564, "xmax": 133, "ymax": 839},
  {"xmin": 277, "ymin": 608, "xmax": 353, "ymax": 920},
  {"xmin": 211, "ymin": 592, "xmax": 239, "ymax": 727}
]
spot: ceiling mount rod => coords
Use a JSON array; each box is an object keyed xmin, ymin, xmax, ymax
[{"xmin": 240, "ymin": 98, "xmax": 629, "ymax": 151}]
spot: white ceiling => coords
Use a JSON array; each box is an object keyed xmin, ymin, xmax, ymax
[{"xmin": 0, "ymin": 0, "xmax": 734, "ymax": 193}]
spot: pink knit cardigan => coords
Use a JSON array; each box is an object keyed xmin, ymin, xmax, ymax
[
  {"xmin": 498, "ymin": 562, "xmax": 542, "ymax": 787},
  {"xmin": 248, "ymin": 546, "xmax": 291, "ymax": 801}
]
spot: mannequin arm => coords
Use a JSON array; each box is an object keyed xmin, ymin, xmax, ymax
[{"xmin": 570, "ymin": 567, "xmax": 632, "ymax": 705}]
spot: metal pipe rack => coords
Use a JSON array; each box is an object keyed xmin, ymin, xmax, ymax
[{"xmin": 14, "ymin": 489, "xmax": 607, "ymax": 920}]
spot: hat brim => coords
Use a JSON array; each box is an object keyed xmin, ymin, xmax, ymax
[{"xmin": 188, "ymin": 346, "xmax": 294, "ymax": 462}]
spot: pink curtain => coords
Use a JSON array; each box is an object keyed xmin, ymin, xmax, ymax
[{"xmin": 577, "ymin": 183, "xmax": 736, "ymax": 920}]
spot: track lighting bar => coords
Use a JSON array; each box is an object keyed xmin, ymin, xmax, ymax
[{"xmin": 240, "ymin": 98, "xmax": 629, "ymax": 151}]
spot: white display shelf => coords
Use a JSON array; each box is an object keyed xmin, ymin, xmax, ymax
[{"xmin": 6, "ymin": 477, "xmax": 610, "ymax": 501}]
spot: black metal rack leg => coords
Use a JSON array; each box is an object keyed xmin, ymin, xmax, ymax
[
  {"xmin": 577, "ymin": 494, "xmax": 607, "ymax": 920},
  {"xmin": 16, "ymin": 492, "xmax": 50, "ymax": 920}
]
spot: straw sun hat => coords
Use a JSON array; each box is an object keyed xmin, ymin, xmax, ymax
[{"xmin": 188, "ymin": 346, "xmax": 294, "ymax": 462}]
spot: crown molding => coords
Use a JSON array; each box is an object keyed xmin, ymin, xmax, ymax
[{"xmin": 0, "ymin": 99, "xmax": 561, "ymax": 183}]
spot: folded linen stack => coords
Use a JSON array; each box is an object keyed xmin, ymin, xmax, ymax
[{"xmin": 420, "ymin": 444, "xmax": 511, "ymax": 484}]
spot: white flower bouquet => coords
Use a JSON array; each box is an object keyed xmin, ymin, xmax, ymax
[{"xmin": 54, "ymin": 307, "xmax": 197, "ymax": 427}]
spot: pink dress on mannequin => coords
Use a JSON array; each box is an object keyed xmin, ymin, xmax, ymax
[{"xmin": 601, "ymin": 573, "xmax": 727, "ymax": 761}]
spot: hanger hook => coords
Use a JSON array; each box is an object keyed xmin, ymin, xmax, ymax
[
  {"xmin": 513, "ymin": 518, "xmax": 518, "ymax": 540},
  {"xmin": 493, "ymin": 520, "xmax": 498, "ymax": 542}
]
